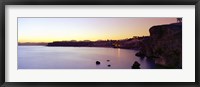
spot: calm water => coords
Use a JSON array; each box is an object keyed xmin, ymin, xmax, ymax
[{"xmin": 18, "ymin": 46, "xmax": 156, "ymax": 69}]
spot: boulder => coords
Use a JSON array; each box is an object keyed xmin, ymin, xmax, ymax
[
  {"xmin": 96, "ymin": 61, "xmax": 100, "ymax": 65},
  {"xmin": 107, "ymin": 65, "xmax": 111, "ymax": 67},
  {"xmin": 131, "ymin": 61, "xmax": 141, "ymax": 69}
]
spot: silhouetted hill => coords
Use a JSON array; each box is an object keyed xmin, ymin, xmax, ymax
[
  {"xmin": 18, "ymin": 42, "xmax": 48, "ymax": 46},
  {"xmin": 47, "ymin": 37, "xmax": 147, "ymax": 50}
]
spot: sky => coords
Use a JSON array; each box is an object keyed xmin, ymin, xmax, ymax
[{"xmin": 18, "ymin": 18, "xmax": 177, "ymax": 43}]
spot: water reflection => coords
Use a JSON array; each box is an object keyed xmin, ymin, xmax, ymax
[
  {"xmin": 18, "ymin": 46, "xmax": 156, "ymax": 69},
  {"xmin": 116, "ymin": 48, "xmax": 121, "ymax": 63}
]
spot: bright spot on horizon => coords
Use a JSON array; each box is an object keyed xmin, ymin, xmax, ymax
[{"xmin": 18, "ymin": 18, "xmax": 177, "ymax": 43}]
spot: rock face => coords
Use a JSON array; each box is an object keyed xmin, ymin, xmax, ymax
[{"xmin": 138, "ymin": 23, "xmax": 182, "ymax": 68}]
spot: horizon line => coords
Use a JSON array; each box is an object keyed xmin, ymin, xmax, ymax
[{"xmin": 18, "ymin": 36, "xmax": 149, "ymax": 43}]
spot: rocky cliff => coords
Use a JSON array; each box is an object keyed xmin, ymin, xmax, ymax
[{"xmin": 138, "ymin": 23, "xmax": 182, "ymax": 68}]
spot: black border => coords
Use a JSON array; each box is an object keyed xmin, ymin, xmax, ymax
[{"xmin": 0, "ymin": 0, "xmax": 199, "ymax": 87}]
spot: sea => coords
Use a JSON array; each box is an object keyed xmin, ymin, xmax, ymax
[{"xmin": 18, "ymin": 46, "xmax": 156, "ymax": 69}]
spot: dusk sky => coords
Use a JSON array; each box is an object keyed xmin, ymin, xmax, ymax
[{"xmin": 18, "ymin": 18, "xmax": 177, "ymax": 43}]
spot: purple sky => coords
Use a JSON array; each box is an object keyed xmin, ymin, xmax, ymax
[{"xmin": 18, "ymin": 18, "xmax": 177, "ymax": 42}]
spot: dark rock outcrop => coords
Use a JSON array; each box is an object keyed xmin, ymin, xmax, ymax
[
  {"xmin": 137, "ymin": 23, "xmax": 182, "ymax": 68},
  {"xmin": 96, "ymin": 61, "xmax": 101, "ymax": 65},
  {"xmin": 131, "ymin": 61, "xmax": 141, "ymax": 69},
  {"xmin": 107, "ymin": 65, "xmax": 111, "ymax": 67},
  {"xmin": 135, "ymin": 51, "xmax": 145, "ymax": 58}
]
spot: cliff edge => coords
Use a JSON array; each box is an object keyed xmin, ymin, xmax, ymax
[{"xmin": 138, "ymin": 23, "xmax": 182, "ymax": 68}]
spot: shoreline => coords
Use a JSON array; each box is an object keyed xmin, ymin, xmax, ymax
[{"xmin": 18, "ymin": 45, "xmax": 139, "ymax": 51}]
